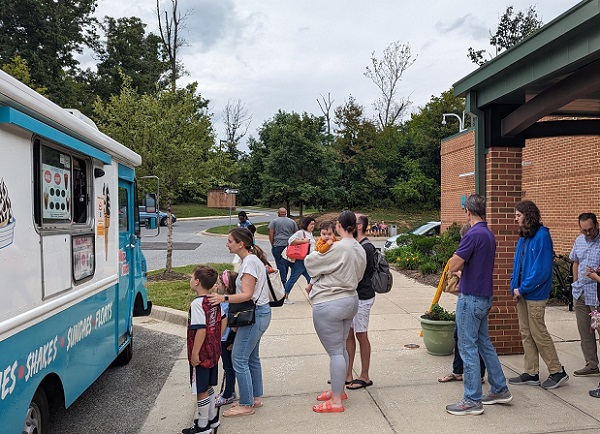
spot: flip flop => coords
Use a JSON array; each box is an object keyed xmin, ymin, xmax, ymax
[
  {"xmin": 312, "ymin": 400, "xmax": 344, "ymax": 413},
  {"xmin": 328, "ymin": 380, "xmax": 352, "ymax": 385},
  {"xmin": 222, "ymin": 405, "xmax": 255, "ymax": 417},
  {"xmin": 346, "ymin": 379, "xmax": 373, "ymax": 390},
  {"xmin": 438, "ymin": 373, "xmax": 463, "ymax": 383},
  {"xmin": 317, "ymin": 390, "xmax": 348, "ymax": 401}
]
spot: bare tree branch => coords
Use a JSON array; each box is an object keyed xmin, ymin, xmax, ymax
[
  {"xmin": 317, "ymin": 92, "xmax": 334, "ymax": 135},
  {"xmin": 155, "ymin": 0, "xmax": 190, "ymax": 90},
  {"xmin": 222, "ymin": 99, "xmax": 252, "ymax": 158},
  {"xmin": 364, "ymin": 41, "xmax": 416, "ymax": 128}
]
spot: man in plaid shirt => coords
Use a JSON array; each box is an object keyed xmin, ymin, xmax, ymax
[{"xmin": 570, "ymin": 213, "xmax": 600, "ymax": 378}]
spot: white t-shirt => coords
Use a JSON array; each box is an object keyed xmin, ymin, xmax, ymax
[{"xmin": 236, "ymin": 254, "xmax": 270, "ymax": 306}]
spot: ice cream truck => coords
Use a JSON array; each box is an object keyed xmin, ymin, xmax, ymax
[{"xmin": 0, "ymin": 70, "xmax": 152, "ymax": 433}]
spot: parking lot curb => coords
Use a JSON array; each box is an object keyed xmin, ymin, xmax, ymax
[{"xmin": 149, "ymin": 305, "xmax": 187, "ymax": 327}]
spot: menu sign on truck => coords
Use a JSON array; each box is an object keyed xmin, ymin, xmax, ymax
[{"xmin": 42, "ymin": 163, "xmax": 70, "ymax": 220}]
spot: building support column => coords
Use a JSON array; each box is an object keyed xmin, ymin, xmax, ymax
[{"xmin": 486, "ymin": 147, "xmax": 524, "ymax": 355}]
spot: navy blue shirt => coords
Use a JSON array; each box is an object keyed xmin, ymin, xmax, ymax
[{"xmin": 455, "ymin": 221, "xmax": 496, "ymax": 297}]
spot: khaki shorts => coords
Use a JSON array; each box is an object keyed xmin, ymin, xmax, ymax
[{"xmin": 351, "ymin": 297, "xmax": 375, "ymax": 333}]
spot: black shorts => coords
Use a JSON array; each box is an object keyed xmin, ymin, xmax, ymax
[{"xmin": 189, "ymin": 364, "xmax": 219, "ymax": 394}]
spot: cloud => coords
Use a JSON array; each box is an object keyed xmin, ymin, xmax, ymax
[{"xmin": 435, "ymin": 13, "xmax": 489, "ymax": 40}]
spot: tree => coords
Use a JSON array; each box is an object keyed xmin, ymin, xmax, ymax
[
  {"xmin": 317, "ymin": 93, "xmax": 334, "ymax": 136},
  {"xmin": 93, "ymin": 76, "xmax": 214, "ymax": 272},
  {"xmin": 222, "ymin": 99, "xmax": 252, "ymax": 159},
  {"xmin": 333, "ymin": 97, "xmax": 385, "ymax": 209},
  {"xmin": 468, "ymin": 5, "xmax": 543, "ymax": 65},
  {"xmin": 156, "ymin": 0, "xmax": 189, "ymax": 90},
  {"xmin": 1, "ymin": 56, "xmax": 47, "ymax": 95},
  {"xmin": 390, "ymin": 88, "xmax": 467, "ymax": 208},
  {"xmin": 364, "ymin": 41, "xmax": 416, "ymax": 129},
  {"xmin": 258, "ymin": 111, "xmax": 336, "ymax": 215},
  {"xmin": 0, "ymin": 0, "xmax": 97, "ymax": 106},
  {"xmin": 93, "ymin": 16, "xmax": 168, "ymax": 100}
]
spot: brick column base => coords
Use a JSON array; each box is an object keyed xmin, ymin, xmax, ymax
[{"xmin": 486, "ymin": 147, "xmax": 524, "ymax": 355}]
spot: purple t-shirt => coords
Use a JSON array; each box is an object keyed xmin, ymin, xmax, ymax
[{"xmin": 456, "ymin": 221, "xmax": 496, "ymax": 297}]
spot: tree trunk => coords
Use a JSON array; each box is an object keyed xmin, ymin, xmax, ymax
[{"xmin": 165, "ymin": 198, "xmax": 173, "ymax": 273}]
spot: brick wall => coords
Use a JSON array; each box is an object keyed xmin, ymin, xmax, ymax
[
  {"xmin": 442, "ymin": 133, "xmax": 600, "ymax": 254},
  {"xmin": 440, "ymin": 130, "xmax": 475, "ymax": 231},
  {"xmin": 522, "ymin": 135, "xmax": 600, "ymax": 254},
  {"xmin": 441, "ymin": 131, "xmax": 600, "ymax": 355}
]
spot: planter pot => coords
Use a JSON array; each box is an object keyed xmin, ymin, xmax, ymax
[{"xmin": 419, "ymin": 315, "xmax": 455, "ymax": 356}]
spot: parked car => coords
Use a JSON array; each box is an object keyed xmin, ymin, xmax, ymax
[
  {"xmin": 382, "ymin": 221, "xmax": 441, "ymax": 252},
  {"xmin": 138, "ymin": 206, "xmax": 176, "ymax": 227}
]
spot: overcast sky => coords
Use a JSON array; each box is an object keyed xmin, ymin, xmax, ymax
[{"xmin": 92, "ymin": 0, "xmax": 582, "ymax": 145}]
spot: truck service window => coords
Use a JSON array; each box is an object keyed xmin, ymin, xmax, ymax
[{"xmin": 36, "ymin": 142, "xmax": 90, "ymax": 226}]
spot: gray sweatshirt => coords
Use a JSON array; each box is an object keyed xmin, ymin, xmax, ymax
[{"xmin": 304, "ymin": 237, "xmax": 366, "ymax": 304}]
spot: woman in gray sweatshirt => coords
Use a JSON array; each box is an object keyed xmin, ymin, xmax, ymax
[{"xmin": 305, "ymin": 211, "xmax": 366, "ymax": 413}]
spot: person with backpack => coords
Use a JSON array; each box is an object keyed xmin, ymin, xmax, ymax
[{"xmin": 345, "ymin": 214, "xmax": 376, "ymax": 390}]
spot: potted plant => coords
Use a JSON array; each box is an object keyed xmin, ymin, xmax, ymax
[{"xmin": 419, "ymin": 303, "xmax": 456, "ymax": 356}]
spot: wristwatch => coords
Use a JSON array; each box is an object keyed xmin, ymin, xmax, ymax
[{"xmin": 224, "ymin": 295, "xmax": 229, "ymax": 302}]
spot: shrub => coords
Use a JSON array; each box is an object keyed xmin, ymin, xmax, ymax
[
  {"xmin": 388, "ymin": 245, "xmax": 425, "ymax": 270},
  {"xmin": 424, "ymin": 303, "xmax": 456, "ymax": 321},
  {"xmin": 419, "ymin": 260, "xmax": 439, "ymax": 275},
  {"xmin": 412, "ymin": 236, "xmax": 438, "ymax": 256}
]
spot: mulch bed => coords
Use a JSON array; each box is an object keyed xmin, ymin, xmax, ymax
[
  {"xmin": 399, "ymin": 268, "xmax": 442, "ymax": 288},
  {"xmin": 147, "ymin": 271, "xmax": 190, "ymax": 282}
]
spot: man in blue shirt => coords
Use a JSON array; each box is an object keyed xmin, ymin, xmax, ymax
[
  {"xmin": 570, "ymin": 213, "xmax": 600, "ymax": 378},
  {"xmin": 508, "ymin": 200, "xmax": 568, "ymax": 389},
  {"xmin": 446, "ymin": 194, "xmax": 512, "ymax": 416}
]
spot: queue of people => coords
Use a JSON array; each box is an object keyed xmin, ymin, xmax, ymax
[{"xmin": 183, "ymin": 200, "xmax": 600, "ymax": 432}]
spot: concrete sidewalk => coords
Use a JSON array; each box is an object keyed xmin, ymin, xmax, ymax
[{"xmin": 140, "ymin": 270, "xmax": 600, "ymax": 434}]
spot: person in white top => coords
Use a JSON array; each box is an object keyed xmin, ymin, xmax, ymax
[
  {"xmin": 305, "ymin": 211, "xmax": 366, "ymax": 413},
  {"xmin": 284, "ymin": 217, "xmax": 316, "ymax": 304},
  {"xmin": 207, "ymin": 228, "xmax": 271, "ymax": 417}
]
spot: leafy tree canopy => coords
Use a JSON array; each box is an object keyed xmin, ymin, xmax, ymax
[
  {"xmin": 468, "ymin": 5, "xmax": 543, "ymax": 65},
  {"xmin": 0, "ymin": 0, "xmax": 98, "ymax": 106}
]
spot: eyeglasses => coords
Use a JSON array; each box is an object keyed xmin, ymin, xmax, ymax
[{"xmin": 581, "ymin": 227, "xmax": 598, "ymax": 234}]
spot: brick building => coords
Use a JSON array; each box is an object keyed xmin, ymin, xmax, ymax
[{"xmin": 441, "ymin": 1, "xmax": 600, "ymax": 355}]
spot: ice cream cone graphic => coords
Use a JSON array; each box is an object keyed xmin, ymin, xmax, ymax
[
  {"xmin": 104, "ymin": 185, "xmax": 111, "ymax": 259},
  {"xmin": 0, "ymin": 178, "xmax": 16, "ymax": 249}
]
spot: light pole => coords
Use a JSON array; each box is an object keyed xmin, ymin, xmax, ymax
[
  {"xmin": 441, "ymin": 111, "xmax": 467, "ymax": 132},
  {"xmin": 224, "ymin": 188, "xmax": 239, "ymax": 230}
]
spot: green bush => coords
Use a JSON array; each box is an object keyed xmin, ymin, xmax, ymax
[
  {"xmin": 412, "ymin": 236, "xmax": 438, "ymax": 256},
  {"xmin": 386, "ymin": 245, "xmax": 425, "ymax": 270},
  {"xmin": 424, "ymin": 303, "xmax": 456, "ymax": 321},
  {"xmin": 419, "ymin": 260, "xmax": 439, "ymax": 275}
]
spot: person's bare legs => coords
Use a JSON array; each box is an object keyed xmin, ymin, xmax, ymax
[
  {"xmin": 346, "ymin": 328, "xmax": 357, "ymax": 383},
  {"xmin": 355, "ymin": 331, "xmax": 371, "ymax": 383}
]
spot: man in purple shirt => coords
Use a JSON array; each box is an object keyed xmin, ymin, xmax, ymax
[{"xmin": 446, "ymin": 194, "xmax": 512, "ymax": 416}]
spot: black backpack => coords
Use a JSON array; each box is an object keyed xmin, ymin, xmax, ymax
[{"xmin": 360, "ymin": 239, "xmax": 393, "ymax": 294}]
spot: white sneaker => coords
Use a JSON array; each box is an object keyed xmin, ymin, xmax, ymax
[{"xmin": 284, "ymin": 299, "xmax": 294, "ymax": 305}]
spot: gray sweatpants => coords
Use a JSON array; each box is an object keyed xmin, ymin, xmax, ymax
[{"xmin": 312, "ymin": 295, "xmax": 359, "ymax": 394}]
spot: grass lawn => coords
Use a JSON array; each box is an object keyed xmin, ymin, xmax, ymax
[
  {"xmin": 148, "ymin": 263, "xmax": 233, "ymax": 312},
  {"xmin": 170, "ymin": 203, "xmax": 233, "ymax": 218}
]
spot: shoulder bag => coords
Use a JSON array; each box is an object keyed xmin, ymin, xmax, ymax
[
  {"xmin": 266, "ymin": 265, "xmax": 285, "ymax": 307},
  {"xmin": 227, "ymin": 300, "xmax": 256, "ymax": 327},
  {"xmin": 287, "ymin": 231, "xmax": 310, "ymax": 260}
]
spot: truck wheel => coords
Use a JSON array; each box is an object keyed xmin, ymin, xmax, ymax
[
  {"xmin": 160, "ymin": 216, "xmax": 168, "ymax": 226},
  {"xmin": 23, "ymin": 387, "xmax": 49, "ymax": 434}
]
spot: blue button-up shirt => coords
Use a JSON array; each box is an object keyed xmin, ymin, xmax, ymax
[{"xmin": 570, "ymin": 233, "xmax": 600, "ymax": 306}]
